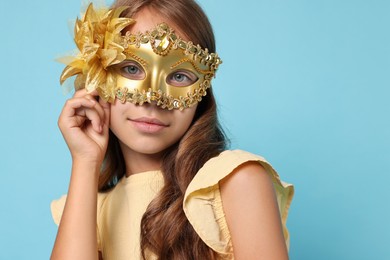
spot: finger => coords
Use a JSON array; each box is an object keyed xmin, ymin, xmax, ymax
[
  {"xmin": 73, "ymin": 88, "xmax": 100, "ymax": 98},
  {"xmin": 99, "ymin": 97, "xmax": 111, "ymax": 127},
  {"xmin": 88, "ymin": 89, "xmax": 99, "ymax": 97},
  {"xmin": 73, "ymin": 88, "xmax": 88, "ymax": 98},
  {"xmin": 61, "ymin": 97, "xmax": 97, "ymax": 118},
  {"xmin": 61, "ymin": 97, "xmax": 103, "ymax": 133},
  {"xmin": 66, "ymin": 95, "xmax": 106, "ymax": 130},
  {"xmin": 66, "ymin": 91, "xmax": 107, "ymax": 131},
  {"xmin": 76, "ymin": 106, "xmax": 103, "ymax": 133},
  {"xmin": 83, "ymin": 94, "xmax": 105, "ymax": 121}
]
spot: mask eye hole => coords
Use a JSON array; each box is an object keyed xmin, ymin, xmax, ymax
[
  {"xmin": 117, "ymin": 60, "xmax": 145, "ymax": 80},
  {"xmin": 166, "ymin": 70, "xmax": 198, "ymax": 87}
]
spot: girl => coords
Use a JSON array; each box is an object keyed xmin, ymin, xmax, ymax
[{"xmin": 51, "ymin": 0, "xmax": 294, "ymax": 259}]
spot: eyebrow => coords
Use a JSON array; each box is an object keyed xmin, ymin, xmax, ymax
[
  {"xmin": 123, "ymin": 51, "xmax": 149, "ymax": 67},
  {"xmin": 170, "ymin": 58, "xmax": 212, "ymax": 75}
]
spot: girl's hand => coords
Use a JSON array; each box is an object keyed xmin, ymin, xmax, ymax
[{"xmin": 58, "ymin": 89, "xmax": 110, "ymax": 166}]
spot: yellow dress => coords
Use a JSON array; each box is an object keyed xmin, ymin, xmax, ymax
[{"xmin": 51, "ymin": 150, "xmax": 294, "ymax": 259}]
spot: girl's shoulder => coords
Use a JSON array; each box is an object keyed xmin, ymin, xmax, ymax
[{"xmin": 183, "ymin": 149, "xmax": 294, "ymax": 257}]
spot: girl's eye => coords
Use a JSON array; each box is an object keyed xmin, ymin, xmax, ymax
[
  {"xmin": 173, "ymin": 73, "xmax": 185, "ymax": 82},
  {"xmin": 126, "ymin": 65, "xmax": 139, "ymax": 74},
  {"xmin": 119, "ymin": 61, "xmax": 145, "ymax": 80},
  {"xmin": 167, "ymin": 71, "xmax": 198, "ymax": 87}
]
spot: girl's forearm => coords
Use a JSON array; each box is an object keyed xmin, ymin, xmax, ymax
[{"xmin": 51, "ymin": 161, "xmax": 101, "ymax": 260}]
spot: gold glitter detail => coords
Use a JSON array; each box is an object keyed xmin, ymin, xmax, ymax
[
  {"xmin": 123, "ymin": 51, "xmax": 148, "ymax": 67},
  {"xmin": 170, "ymin": 58, "xmax": 213, "ymax": 75}
]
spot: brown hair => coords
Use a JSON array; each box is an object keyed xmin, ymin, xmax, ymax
[{"xmin": 99, "ymin": 0, "xmax": 227, "ymax": 259}]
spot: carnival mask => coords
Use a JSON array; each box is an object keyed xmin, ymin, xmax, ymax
[{"xmin": 59, "ymin": 4, "xmax": 222, "ymax": 110}]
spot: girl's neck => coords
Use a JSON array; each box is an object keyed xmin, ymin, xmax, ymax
[{"xmin": 121, "ymin": 147, "xmax": 163, "ymax": 177}]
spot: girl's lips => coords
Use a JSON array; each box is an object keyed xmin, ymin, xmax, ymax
[{"xmin": 129, "ymin": 117, "xmax": 169, "ymax": 133}]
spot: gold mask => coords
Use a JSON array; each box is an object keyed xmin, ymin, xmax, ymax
[
  {"xmin": 114, "ymin": 23, "xmax": 222, "ymax": 110},
  {"xmin": 59, "ymin": 4, "xmax": 222, "ymax": 110}
]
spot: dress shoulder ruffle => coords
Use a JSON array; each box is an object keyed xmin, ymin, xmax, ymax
[{"xmin": 183, "ymin": 149, "xmax": 294, "ymax": 257}]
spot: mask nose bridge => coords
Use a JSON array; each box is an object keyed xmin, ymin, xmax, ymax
[
  {"xmin": 149, "ymin": 59, "xmax": 166, "ymax": 94},
  {"xmin": 150, "ymin": 64, "xmax": 159, "ymax": 92}
]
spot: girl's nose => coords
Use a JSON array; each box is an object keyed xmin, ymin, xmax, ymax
[{"xmin": 141, "ymin": 99, "xmax": 165, "ymax": 110}]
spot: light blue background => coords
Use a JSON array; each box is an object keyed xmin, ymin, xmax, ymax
[{"xmin": 0, "ymin": 0, "xmax": 388, "ymax": 259}]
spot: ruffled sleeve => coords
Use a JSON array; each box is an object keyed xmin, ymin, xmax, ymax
[
  {"xmin": 183, "ymin": 150, "xmax": 294, "ymax": 257},
  {"xmin": 50, "ymin": 193, "xmax": 108, "ymax": 250},
  {"xmin": 50, "ymin": 195, "xmax": 67, "ymax": 226}
]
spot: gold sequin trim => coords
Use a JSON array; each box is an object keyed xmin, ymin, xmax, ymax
[{"xmin": 115, "ymin": 78, "xmax": 210, "ymax": 111}]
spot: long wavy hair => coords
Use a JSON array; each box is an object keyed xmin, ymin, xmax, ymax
[{"xmin": 99, "ymin": 0, "xmax": 228, "ymax": 259}]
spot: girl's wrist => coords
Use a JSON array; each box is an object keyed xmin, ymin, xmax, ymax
[
  {"xmin": 71, "ymin": 153, "xmax": 104, "ymax": 167},
  {"xmin": 71, "ymin": 157, "xmax": 102, "ymax": 176}
]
